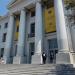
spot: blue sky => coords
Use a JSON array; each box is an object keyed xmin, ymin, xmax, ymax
[{"xmin": 0, "ymin": 0, "xmax": 11, "ymax": 16}]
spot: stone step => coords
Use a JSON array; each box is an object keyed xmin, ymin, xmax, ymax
[{"xmin": 0, "ymin": 64, "xmax": 74, "ymax": 75}]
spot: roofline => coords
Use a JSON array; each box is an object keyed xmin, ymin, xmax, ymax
[
  {"xmin": 7, "ymin": 0, "xmax": 16, "ymax": 7},
  {"xmin": 7, "ymin": 0, "xmax": 21, "ymax": 9},
  {"xmin": 0, "ymin": 13, "xmax": 9, "ymax": 21}
]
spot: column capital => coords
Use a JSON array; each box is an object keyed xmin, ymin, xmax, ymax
[
  {"xmin": 9, "ymin": 13, "xmax": 14, "ymax": 16},
  {"xmin": 36, "ymin": 0, "xmax": 41, "ymax": 4},
  {"xmin": 20, "ymin": 8, "xmax": 27, "ymax": 11}
]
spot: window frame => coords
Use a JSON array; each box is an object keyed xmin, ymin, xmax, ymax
[
  {"xmin": 4, "ymin": 22, "xmax": 8, "ymax": 28},
  {"xmin": 30, "ymin": 23, "xmax": 35, "ymax": 34},
  {"xmin": 2, "ymin": 33, "xmax": 7, "ymax": 42},
  {"xmin": 0, "ymin": 48, "xmax": 4, "ymax": 58}
]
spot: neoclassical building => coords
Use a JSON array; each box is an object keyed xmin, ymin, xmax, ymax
[{"xmin": 0, "ymin": 0, "xmax": 75, "ymax": 65}]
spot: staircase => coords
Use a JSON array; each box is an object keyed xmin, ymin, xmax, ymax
[{"xmin": 0, "ymin": 64, "xmax": 74, "ymax": 75}]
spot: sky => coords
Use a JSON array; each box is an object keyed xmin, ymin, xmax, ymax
[{"xmin": 0, "ymin": 0, "xmax": 11, "ymax": 16}]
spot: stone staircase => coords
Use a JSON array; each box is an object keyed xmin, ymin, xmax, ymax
[{"xmin": 0, "ymin": 64, "xmax": 74, "ymax": 75}]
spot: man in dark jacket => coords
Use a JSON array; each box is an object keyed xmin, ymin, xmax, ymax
[{"xmin": 42, "ymin": 52, "xmax": 46, "ymax": 64}]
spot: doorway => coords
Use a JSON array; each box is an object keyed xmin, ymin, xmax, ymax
[
  {"xmin": 48, "ymin": 38, "xmax": 58, "ymax": 63},
  {"xmin": 29, "ymin": 42, "xmax": 35, "ymax": 63}
]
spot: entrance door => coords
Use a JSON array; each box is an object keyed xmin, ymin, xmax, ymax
[
  {"xmin": 48, "ymin": 38, "xmax": 58, "ymax": 63},
  {"xmin": 29, "ymin": 42, "xmax": 35, "ymax": 63}
]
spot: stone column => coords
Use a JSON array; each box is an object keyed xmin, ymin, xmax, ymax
[
  {"xmin": 32, "ymin": 1, "xmax": 43, "ymax": 64},
  {"xmin": 13, "ymin": 8, "xmax": 26, "ymax": 64},
  {"xmin": 3, "ymin": 14, "xmax": 15, "ymax": 64},
  {"xmin": 54, "ymin": 0, "xmax": 70, "ymax": 64}
]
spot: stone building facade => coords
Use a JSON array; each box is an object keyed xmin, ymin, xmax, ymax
[{"xmin": 0, "ymin": 0, "xmax": 75, "ymax": 65}]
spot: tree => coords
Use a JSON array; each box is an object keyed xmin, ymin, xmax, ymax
[{"xmin": 65, "ymin": 0, "xmax": 75, "ymax": 10}]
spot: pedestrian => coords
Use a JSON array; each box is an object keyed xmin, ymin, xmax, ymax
[{"xmin": 42, "ymin": 52, "xmax": 46, "ymax": 64}]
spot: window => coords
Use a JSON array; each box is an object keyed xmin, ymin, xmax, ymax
[
  {"xmin": 4, "ymin": 23, "xmax": 8, "ymax": 28},
  {"xmin": 1, "ymin": 48, "xmax": 4, "ymax": 58},
  {"xmin": 31, "ymin": 10, "xmax": 35, "ymax": 17},
  {"xmin": 30, "ymin": 23, "xmax": 35, "ymax": 34},
  {"xmin": 2, "ymin": 33, "xmax": 7, "ymax": 42},
  {"xmin": 28, "ymin": 23, "xmax": 35, "ymax": 37}
]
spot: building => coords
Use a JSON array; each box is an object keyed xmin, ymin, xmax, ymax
[{"xmin": 0, "ymin": 0, "xmax": 75, "ymax": 65}]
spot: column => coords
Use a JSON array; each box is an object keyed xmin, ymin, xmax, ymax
[
  {"xmin": 66, "ymin": 17, "xmax": 74, "ymax": 64},
  {"xmin": 54, "ymin": 0, "xmax": 71, "ymax": 64},
  {"xmin": 13, "ymin": 8, "xmax": 26, "ymax": 64},
  {"xmin": 3, "ymin": 14, "xmax": 15, "ymax": 64},
  {"xmin": 32, "ymin": 1, "xmax": 43, "ymax": 64}
]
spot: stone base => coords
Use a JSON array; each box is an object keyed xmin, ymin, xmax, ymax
[
  {"xmin": 32, "ymin": 53, "xmax": 42, "ymax": 64},
  {"xmin": 13, "ymin": 56, "xmax": 27, "ymax": 64},
  {"xmin": 72, "ymin": 53, "xmax": 75, "ymax": 64},
  {"xmin": 3, "ymin": 57, "xmax": 13, "ymax": 64},
  {"xmin": 70, "ymin": 53, "xmax": 75, "ymax": 67},
  {"xmin": 56, "ymin": 52, "xmax": 70, "ymax": 64}
]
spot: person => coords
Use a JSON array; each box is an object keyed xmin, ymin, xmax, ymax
[{"xmin": 42, "ymin": 52, "xmax": 46, "ymax": 64}]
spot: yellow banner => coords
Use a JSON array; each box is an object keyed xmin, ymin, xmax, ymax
[
  {"xmin": 15, "ymin": 17, "xmax": 19, "ymax": 41},
  {"xmin": 44, "ymin": 7, "xmax": 56, "ymax": 33}
]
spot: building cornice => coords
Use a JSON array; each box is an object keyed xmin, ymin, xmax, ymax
[
  {"xmin": 0, "ymin": 13, "xmax": 9, "ymax": 21},
  {"xmin": 7, "ymin": 0, "xmax": 22, "ymax": 9}
]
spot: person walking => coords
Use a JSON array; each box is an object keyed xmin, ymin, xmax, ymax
[{"xmin": 42, "ymin": 52, "xmax": 46, "ymax": 64}]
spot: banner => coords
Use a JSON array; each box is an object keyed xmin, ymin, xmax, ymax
[
  {"xmin": 15, "ymin": 16, "xmax": 19, "ymax": 41},
  {"xmin": 44, "ymin": 7, "xmax": 56, "ymax": 33}
]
